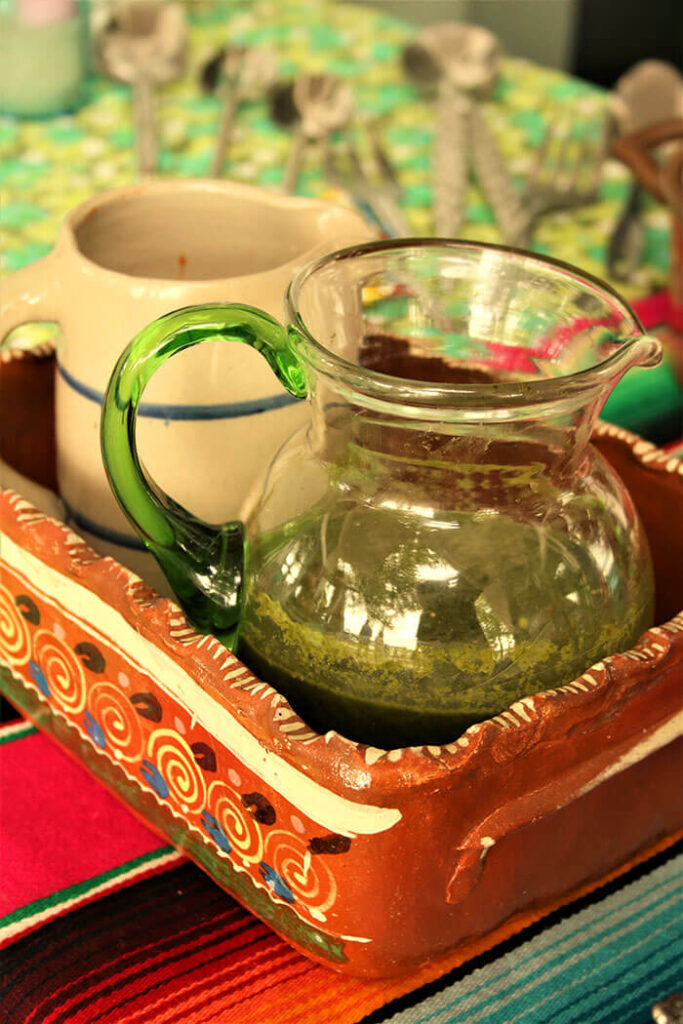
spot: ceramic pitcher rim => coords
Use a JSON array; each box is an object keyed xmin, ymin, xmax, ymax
[
  {"xmin": 285, "ymin": 237, "xmax": 661, "ymax": 411},
  {"xmin": 59, "ymin": 178, "xmax": 351, "ymax": 286}
]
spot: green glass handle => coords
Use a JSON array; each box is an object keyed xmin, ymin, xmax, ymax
[{"xmin": 100, "ymin": 303, "xmax": 308, "ymax": 646}]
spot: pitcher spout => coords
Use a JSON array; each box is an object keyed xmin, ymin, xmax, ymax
[
  {"xmin": 597, "ymin": 333, "xmax": 662, "ymax": 396},
  {"xmin": 629, "ymin": 334, "xmax": 663, "ymax": 369}
]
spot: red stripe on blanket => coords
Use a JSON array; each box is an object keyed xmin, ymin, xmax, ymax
[
  {"xmin": 633, "ymin": 289, "xmax": 673, "ymax": 330},
  {"xmin": 0, "ymin": 730, "xmax": 166, "ymax": 916}
]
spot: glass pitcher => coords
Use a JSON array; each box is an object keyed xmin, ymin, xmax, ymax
[{"xmin": 101, "ymin": 240, "xmax": 661, "ymax": 749}]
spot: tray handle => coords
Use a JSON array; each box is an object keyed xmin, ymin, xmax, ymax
[
  {"xmin": 1, "ymin": 252, "xmax": 60, "ymax": 351},
  {"xmin": 446, "ymin": 712, "xmax": 680, "ymax": 902},
  {"xmin": 1, "ymin": 254, "xmax": 60, "ymax": 489}
]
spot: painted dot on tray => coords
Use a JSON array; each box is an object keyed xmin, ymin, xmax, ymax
[
  {"xmin": 52, "ymin": 623, "xmax": 66, "ymax": 640},
  {"xmin": 181, "ymin": 803, "xmax": 188, "ymax": 814},
  {"xmin": 290, "ymin": 815, "xmax": 305, "ymax": 834},
  {"xmin": 228, "ymin": 769, "xmax": 241, "ymax": 788},
  {"xmin": 118, "ymin": 672, "xmax": 130, "ymax": 688},
  {"xmin": 114, "ymin": 749, "xmax": 122, "ymax": 760},
  {"xmin": 174, "ymin": 716, "xmax": 186, "ymax": 735}
]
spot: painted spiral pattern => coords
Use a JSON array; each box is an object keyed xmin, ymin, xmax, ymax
[
  {"xmin": 87, "ymin": 681, "xmax": 143, "ymax": 761},
  {"xmin": 33, "ymin": 629, "xmax": 86, "ymax": 713},
  {"xmin": 263, "ymin": 830, "xmax": 336, "ymax": 912},
  {"xmin": 0, "ymin": 585, "xmax": 31, "ymax": 666},
  {"xmin": 147, "ymin": 729, "xmax": 206, "ymax": 813},
  {"xmin": 208, "ymin": 780, "xmax": 263, "ymax": 864}
]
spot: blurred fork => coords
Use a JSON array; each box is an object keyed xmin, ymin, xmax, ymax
[
  {"xmin": 324, "ymin": 121, "xmax": 412, "ymax": 238},
  {"xmin": 511, "ymin": 119, "xmax": 607, "ymax": 248},
  {"xmin": 325, "ymin": 128, "xmax": 455, "ymax": 329},
  {"xmin": 282, "ymin": 73, "xmax": 354, "ymax": 194}
]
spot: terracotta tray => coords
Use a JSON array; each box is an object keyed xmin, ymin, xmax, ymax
[{"xmin": 1, "ymin": 348, "xmax": 682, "ymax": 979}]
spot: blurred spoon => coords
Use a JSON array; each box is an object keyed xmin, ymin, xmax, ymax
[
  {"xmin": 96, "ymin": 2, "xmax": 187, "ymax": 175},
  {"xmin": 325, "ymin": 123, "xmax": 412, "ymax": 238},
  {"xmin": 273, "ymin": 77, "xmax": 409, "ymax": 235}
]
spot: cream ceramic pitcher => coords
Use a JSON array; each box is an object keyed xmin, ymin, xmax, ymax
[{"xmin": 0, "ymin": 179, "xmax": 371, "ymax": 570}]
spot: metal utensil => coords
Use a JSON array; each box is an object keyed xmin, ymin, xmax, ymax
[
  {"xmin": 403, "ymin": 22, "xmax": 523, "ymax": 242},
  {"xmin": 607, "ymin": 60, "xmax": 683, "ymax": 280},
  {"xmin": 468, "ymin": 99, "xmax": 526, "ymax": 243},
  {"xmin": 271, "ymin": 73, "xmax": 354, "ymax": 194},
  {"xmin": 606, "ymin": 180, "xmax": 645, "ymax": 280},
  {"xmin": 365, "ymin": 118, "xmax": 402, "ymax": 196},
  {"xmin": 431, "ymin": 78, "xmax": 470, "ymax": 238},
  {"xmin": 511, "ymin": 118, "xmax": 606, "ymax": 248},
  {"xmin": 324, "ymin": 120, "xmax": 411, "ymax": 238},
  {"xmin": 271, "ymin": 77, "xmax": 410, "ymax": 235},
  {"xmin": 614, "ymin": 118, "xmax": 683, "ymax": 349},
  {"xmin": 95, "ymin": 2, "xmax": 187, "ymax": 176},
  {"xmin": 201, "ymin": 46, "xmax": 277, "ymax": 177}
]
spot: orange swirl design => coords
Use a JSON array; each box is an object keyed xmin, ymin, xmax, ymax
[
  {"xmin": 147, "ymin": 729, "xmax": 206, "ymax": 814},
  {"xmin": 87, "ymin": 682, "xmax": 144, "ymax": 761},
  {"xmin": 263, "ymin": 830, "xmax": 336, "ymax": 912},
  {"xmin": 33, "ymin": 629, "xmax": 86, "ymax": 713},
  {"xmin": 0, "ymin": 585, "xmax": 31, "ymax": 667},
  {"xmin": 207, "ymin": 781, "xmax": 263, "ymax": 864}
]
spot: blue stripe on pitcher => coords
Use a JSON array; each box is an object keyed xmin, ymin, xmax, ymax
[
  {"xmin": 57, "ymin": 362, "xmax": 300, "ymax": 420},
  {"xmin": 64, "ymin": 503, "xmax": 148, "ymax": 551}
]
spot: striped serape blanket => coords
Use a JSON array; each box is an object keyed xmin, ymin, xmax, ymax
[{"xmin": 1, "ymin": 718, "xmax": 681, "ymax": 1024}]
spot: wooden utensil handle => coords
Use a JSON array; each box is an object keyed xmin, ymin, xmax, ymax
[{"xmin": 613, "ymin": 117, "xmax": 683, "ymax": 211}]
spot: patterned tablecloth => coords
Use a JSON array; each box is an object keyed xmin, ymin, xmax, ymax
[
  {"xmin": 0, "ymin": 0, "xmax": 673, "ymax": 304},
  {"xmin": 1, "ymin": 4, "xmax": 682, "ymax": 1022},
  {"xmin": 3, "ymin": 1, "xmax": 680, "ymax": 440}
]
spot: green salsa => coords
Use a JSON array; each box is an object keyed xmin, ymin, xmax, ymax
[{"xmin": 237, "ymin": 505, "xmax": 653, "ymax": 749}]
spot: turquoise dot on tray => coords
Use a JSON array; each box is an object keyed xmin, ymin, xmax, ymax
[{"xmin": 84, "ymin": 711, "xmax": 107, "ymax": 750}]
